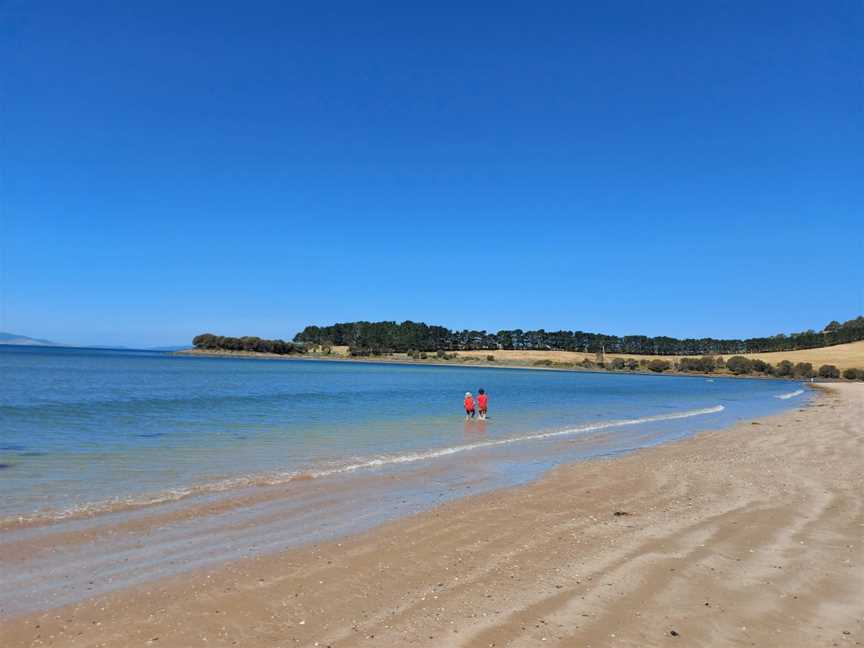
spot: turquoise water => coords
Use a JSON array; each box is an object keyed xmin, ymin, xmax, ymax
[{"xmin": 0, "ymin": 345, "xmax": 807, "ymax": 523}]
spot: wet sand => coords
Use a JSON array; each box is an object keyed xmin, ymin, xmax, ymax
[{"xmin": 2, "ymin": 384, "xmax": 861, "ymax": 647}]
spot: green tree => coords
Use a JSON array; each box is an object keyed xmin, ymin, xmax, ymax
[
  {"xmin": 647, "ymin": 359, "xmax": 671, "ymax": 372},
  {"xmin": 725, "ymin": 356, "xmax": 754, "ymax": 375},
  {"xmin": 793, "ymin": 362, "xmax": 814, "ymax": 379},
  {"xmin": 193, "ymin": 333, "xmax": 303, "ymax": 355},
  {"xmin": 750, "ymin": 359, "xmax": 771, "ymax": 373},
  {"xmin": 291, "ymin": 316, "xmax": 864, "ymax": 355},
  {"xmin": 817, "ymin": 364, "xmax": 840, "ymax": 379},
  {"xmin": 774, "ymin": 360, "xmax": 794, "ymax": 377}
]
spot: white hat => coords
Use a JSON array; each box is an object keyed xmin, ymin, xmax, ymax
[{"xmin": 465, "ymin": 392, "xmax": 472, "ymax": 397}]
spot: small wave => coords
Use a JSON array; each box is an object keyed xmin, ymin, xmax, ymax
[
  {"xmin": 775, "ymin": 389, "xmax": 804, "ymax": 400},
  {"xmin": 1, "ymin": 404, "xmax": 724, "ymax": 528},
  {"xmin": 312, "ymin": 405, "xmax": 725, "ymax": 477}
]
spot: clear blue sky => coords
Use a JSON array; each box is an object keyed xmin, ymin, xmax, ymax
[{"xmin": 2, "ymin": 1, "xmax": 862, "ymax": 347}]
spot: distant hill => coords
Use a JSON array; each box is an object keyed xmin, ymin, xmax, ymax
[
  {"xmin": 0, "ymin": 332, "xmax": 59, "ymax": 346},
  {"xmin": 43, "ymin": 343, "xmax": 193, "ymax": 351},
  {"xmin": 0, "ymin": 335, "xmax": 191, "ymax": 351}
]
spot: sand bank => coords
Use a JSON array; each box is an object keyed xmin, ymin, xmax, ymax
[{"xmin": 1, "ymin": 384, "xmax": 861, "ymax": 647}]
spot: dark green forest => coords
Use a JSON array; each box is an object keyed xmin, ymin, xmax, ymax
[
  {"xmin": 291, "ymin": 316, "xmax": 864, "ymax": 356},
  {"xmin": 192, "ymin": 334, "xmax": 304, "ymax": 354}
]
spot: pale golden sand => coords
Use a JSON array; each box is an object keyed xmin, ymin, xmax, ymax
[{"xmin": 2, "ymin": 384, "xmax": 861, "ymax": 647}]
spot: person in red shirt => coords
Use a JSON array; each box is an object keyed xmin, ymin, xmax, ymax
[
  {"xmin": 464, "ymin": 392, "xmax": 475, "ymax": 419},
  {"xmin": 477, "ymin": 388, "xmax": 488, "ymax": 419}
]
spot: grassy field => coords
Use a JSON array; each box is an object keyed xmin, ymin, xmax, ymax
[
  {"xmin": 327, "ymin": 341, "xmax": 864, "ymax": 371},
  {"xmin": 455, "ymin": 341, "xmax": 864, "ymax": 371},
  {"xmin": 725, "ymin": 341, "xmax": 864, "ymax": 370}
]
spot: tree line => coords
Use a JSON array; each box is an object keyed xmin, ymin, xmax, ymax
[
  {"xmin": 531, "ymin": 354, "xmax": 864, "ymax": 380},
  {"xmin": 189, "ymin": 330, "xmax": 864, "ymax": 380},
  {"xmin": 192, "ymin": 333, "xmax": 304, "ymax": 355},
  {"xmin": 292, "ymin": 316, "xmax": 864, "ymax": 356},
  {"xmin": 676, "ymin": 356, "xmax": 844, "ymax": 380}
]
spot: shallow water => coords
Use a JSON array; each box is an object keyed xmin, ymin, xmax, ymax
[{"xmin": 0, "ymin": 345, "xmax": 807, "ymax": 524}]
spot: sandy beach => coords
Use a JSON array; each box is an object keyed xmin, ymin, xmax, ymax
[{"xmin": 2, "ymin": 383, "xmax": 861, "ymax": 647}]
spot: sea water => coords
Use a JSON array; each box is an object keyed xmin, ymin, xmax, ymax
[{"xmin": 0, "ymin": 345, "xmax": 808, "ymax": 524}]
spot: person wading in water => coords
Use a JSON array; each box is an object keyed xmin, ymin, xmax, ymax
[
  {"xmin": 477, "ymin": 388, "xmax": 488, "ymax": 419},
  {"xmin": 464, "ymin": 392, "xmax": 476, "ymax": 419}
]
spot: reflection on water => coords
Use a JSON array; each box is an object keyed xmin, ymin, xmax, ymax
[{"xmin": 463, "ymin": 418, "xmax": 489, "ymax": 437}]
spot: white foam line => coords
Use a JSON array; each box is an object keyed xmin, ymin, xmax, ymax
[
  {"xmin": 3, "ymin": 404, "xmax": 725, "ymax": 527},
  {"xmin": 775, "ymin": 389, "xmax": 804, "ymax": 400},
  {"xmin": 312, "ymin": 405, "xmax": 726, "ymax": 477}
]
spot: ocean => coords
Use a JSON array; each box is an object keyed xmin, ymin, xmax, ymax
[{"xmin": 0, "ymin": 345, "xmax": 808, "ymax": 525}]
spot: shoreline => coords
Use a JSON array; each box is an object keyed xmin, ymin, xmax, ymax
[
  {"xmin": 174, "ymin": 347, "xmax": 820, "ymax": 382},
  {"xmin": 2, "ymin": 384, "xmax": 860, "ymax": 646},
  {"xmin": 0, "ymin": 397, "xmax": 753, "ymax": 533}
]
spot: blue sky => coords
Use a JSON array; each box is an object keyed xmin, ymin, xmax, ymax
[{"xmin": 2, "ymin": 1, "xmax": 862, "ymax": 347}]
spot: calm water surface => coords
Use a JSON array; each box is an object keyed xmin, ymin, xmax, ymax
[{"xmin": 0, "ymin": 346, "xmax": 807, "ymax": 522}]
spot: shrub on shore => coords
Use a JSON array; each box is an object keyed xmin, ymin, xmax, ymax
[
  {"xmin": 349, "ymin": 346, "xmax": 392, "ymax": 357},
  {"xmin": 793, "ymin": 362, "xmax": 814, "ymax": 379},
  {"xmin": 677, "ymin": 357, "xmax": 695, "ymax": 371},
  {"xmin": 725, "ymin": 356, "xmax": 753, "ymax": 375},
  {"xmin": 407, "ymin": 349, "xmax": 432, "ymax": 360},
  {"xmin": 678, "ymin": 356, "xmax": 718, "ymax": 373},
  {"xmin": 603, "ymin": 358, "xmax": 635, "ymax": 371},
  {"xmin": 486, "ymin": 355, "xmax": 495, "ymax": 361},
  {"xmin": 774, "ymin": 360, "xmax": 794, "ymax": 377},
  {"xmin": 842, "ymin": 367, "xmax": 864, "ymax": 380},
  {"xmin": 750, "ymin": 358, "xmax": 773, "ymax": 374},
  {"xmin": 818, "ymin": 364, "xmax": 840, "ymax": 379},
  {"xmin": 647, "ymin": 359, "xmax": 671, "ymax": 372},
  {"xmin": 535, "ymin": 360, "xmax": 575, "ymax": 369}
]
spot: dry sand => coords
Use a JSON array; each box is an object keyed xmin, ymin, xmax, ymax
[{"xmin": 2, "ymin": 384, "xmax": 862, "ymax": 647}]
